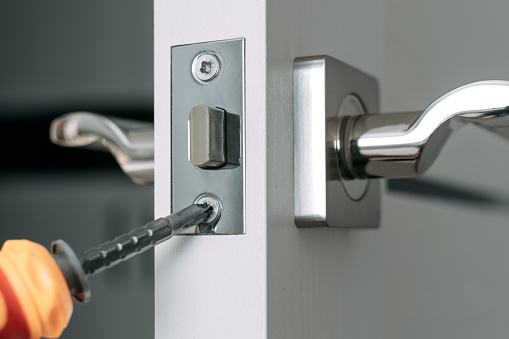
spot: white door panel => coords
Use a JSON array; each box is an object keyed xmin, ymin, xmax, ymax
[{"xmin": 154, "ymin": 1, "xmax": 267, "ymax": 338}]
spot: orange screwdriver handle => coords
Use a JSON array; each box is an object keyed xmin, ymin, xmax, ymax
[{"xmin": 0, "ymin": 240, "xmax": 73, "ymax": 339}]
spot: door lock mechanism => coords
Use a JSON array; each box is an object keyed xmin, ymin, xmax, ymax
[
  {"xmin": 189, "ymin": 105, "xmax": 226, "ymax": 169},
  {"xmin": 189, "ymin": 104, "xmax": 241, "ymax": 170},
  {"xmin": 173, "ymin": 38, "xmax": 245, "ymax": 235}
]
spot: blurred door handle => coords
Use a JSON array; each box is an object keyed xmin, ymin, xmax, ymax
[{"xmin": 50, "ymin": 112, "xmax": 154, "ymax": 185}]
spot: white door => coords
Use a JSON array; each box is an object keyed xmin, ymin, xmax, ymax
[{"xmin": 154, "ymin": 0, "xmax": 509, "ymax": 338}]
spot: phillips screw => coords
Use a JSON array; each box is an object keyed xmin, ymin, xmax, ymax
[{"xmin": 192, "ymin": 51, "xmax": 221, "ymax": 83}]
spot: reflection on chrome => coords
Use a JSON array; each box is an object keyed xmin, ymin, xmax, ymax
[
  {"xmin": 50, "ymin": 112, "xmax": 154, "ymax": 185},
  {"xmin": 339, "ymin": 81, "xmax": 509, "ymax": 179}
]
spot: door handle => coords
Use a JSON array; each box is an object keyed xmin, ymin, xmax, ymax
[
  {"xmin": 294, "ymin": 55, "xmax": 509, "ymax": 228},
  {"xmin": 50, "ymin": 112, "xmax": 154, "ymax": 185},
  {"xmin": 340, "ymin": 81, "xmax": 509, "ymax": 179}
]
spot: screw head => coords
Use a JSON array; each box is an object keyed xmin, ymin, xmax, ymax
[
  {"xmin": 192, "ymin": 51, "xmax": 221, "ymax": 83},
  {"xmin": 194, "ymin": 193, "xmax": 223, "ymax": 231}
]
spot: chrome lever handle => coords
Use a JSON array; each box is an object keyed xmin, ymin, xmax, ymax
[
  {"xmin": 50, "ymin": 112, "xmax": 154, "ymax": 185},
  {"xmin": 339, "ymin": 81, "xmax": 509, "ymax": 179},
  {"xmin": 294, "ymin": 55, "xmax": 509, "ymax": 228}
]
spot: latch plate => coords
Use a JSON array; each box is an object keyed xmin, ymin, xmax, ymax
[{"xmin": 172, "ymin": 38, "xmax": 245, "ymax": 235}]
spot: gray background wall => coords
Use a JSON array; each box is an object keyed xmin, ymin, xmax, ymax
[
  {"xmin": 0, "ymin": 0, "xmax": 153, "ymax": 118},
  {"xmin": 383, "ymin": 1, "xmax": 509, "ymax": 338}
]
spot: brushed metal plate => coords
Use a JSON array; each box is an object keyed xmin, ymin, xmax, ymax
[
  {"xmin": 293, "ymin": 56, "xmax": 380, "ymax": 228},
  {"xmin": 172, "ymin": 38, "xmax": 245, "ymax": 235}
]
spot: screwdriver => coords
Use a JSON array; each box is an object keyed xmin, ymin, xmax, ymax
[
  {"xmin": 0, "ymin": 202, "xmax": 213, "ymax": 339},
  {"xmin": 53, "ymin": 203, "xmax": 212, "ymax": 303}
]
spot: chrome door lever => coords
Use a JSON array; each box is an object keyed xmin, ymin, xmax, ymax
[
  {"xmin": 294, "ymin": 55, "xmax": 509, "ymax": 228},
  {"xmin": 341, "ymin": 81, "xmax": 509, "ymax": 179},
  {"xmin": 50, "ymin": 112, "xmax": 154, "ymax": 185}
]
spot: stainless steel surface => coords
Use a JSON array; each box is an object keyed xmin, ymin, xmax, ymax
[
  {"xmin": 193, "ymin": 193, "xmax": 223, "ymax": 234},
  {"xmin": 336, "ymin": 95, "xmax": 370, "ymax": 201},
  {"xmin": 189, "ymin": 105, "xmax": 226, "ymax": 168},
  {"xmin": 192, "ymin": 51, "xmax": 222, "ymax": 83},
  {"xmin": 293, "ymin": 56, "xmax": 380, "ymax": 228},
  {"xmin": 52, "ymin": 204, "xmax": 212, "ymax": 302},
  {"xmin": 50, "ymin": 112, "xmax": 154, "ymax": 185},
  {"xmin": 341, "ymin": 80, "xmax": 509, "ymax": 179},
  {"xmin": 172, "ymin": 38, "xmax": 245, "ymax": 235}
]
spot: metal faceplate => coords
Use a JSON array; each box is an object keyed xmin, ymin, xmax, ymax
[
  {"xmin": 294, "ymin": 56, "xmax": 380, "ymax": 228},
  {"xmin": 172, "ymin": 39, "xmax": 245, "ymax": 234}
]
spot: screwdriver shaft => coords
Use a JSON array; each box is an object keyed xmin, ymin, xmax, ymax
[{"xmin": 79, "ymin": 204, "xmax": 211, "ymax": 276}]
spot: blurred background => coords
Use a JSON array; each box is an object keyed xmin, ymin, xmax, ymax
[
  {"xmin": 380, "ymin": 1, "xmax": 509, "ymax": 338},
  {"xmin": 0, "ymin": 1, "xmax": 154, "ymax": 338}
]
